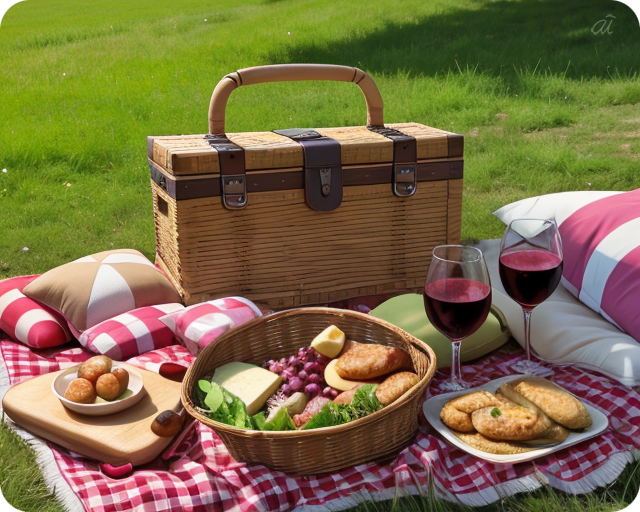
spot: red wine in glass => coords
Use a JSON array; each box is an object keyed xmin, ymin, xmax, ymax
[
  {"xmin": 498, "ymin": 219, "xmax": 563, "ymax": 375},
  {"xmin": 424, "ymin": 246, "xmax": 492, "ymax": 391},
  {"xmin": 424, "ymin": 278, "xmax": 492, "ymax": 342},
  {"xmin": 499, "ymin": 250, "xmax": 563, "ymax": 309}
]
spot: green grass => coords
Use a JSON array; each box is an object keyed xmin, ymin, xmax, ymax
[{"xmin": 1, "ymin": 0, "xmax": 639, "ymax": 510}]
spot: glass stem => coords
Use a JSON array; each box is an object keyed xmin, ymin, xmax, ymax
[
  {"xmin": 450, "ymin": 340, "xmax": 462, "ymax": 383},
  {"xmin": 523, "ymin": 308, "xmax": 533, "ymax": 362}
]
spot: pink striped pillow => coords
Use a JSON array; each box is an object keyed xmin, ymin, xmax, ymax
[
  {"xmin": 160, "ymin": 297, "xmax": 262, "ymax": 355},
  {"xmin": 78, "ymin": 303, "xmax": 184, "ymax": 360},
  {"xmin": 495, "ymin": 189, "xmax": 640, "ymax": 341},
  {"xmin": 0, "ymin": 276, "xmax": 72, "ymax": 348}
]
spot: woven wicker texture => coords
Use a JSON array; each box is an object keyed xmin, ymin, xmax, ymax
[
  {"xmin": 153, "ymin": 179, "xmax": 462, "ymax": 308},
  {"xmin": 181, "ymin": 307, "xmax": 437, "ymax": 475}
]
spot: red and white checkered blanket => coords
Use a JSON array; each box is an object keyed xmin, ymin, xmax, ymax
[{"xmin": 1, "ymin": 338, "xmax": 639, "ymax": 512}]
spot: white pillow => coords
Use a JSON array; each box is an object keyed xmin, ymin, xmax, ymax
[
  {"xmin": 476, "ymin": 237, "xmax": 640, "ymax": 387},
  {"xmin": 494, "ymin": 189, "xmax": 640, "ymax": 343}
]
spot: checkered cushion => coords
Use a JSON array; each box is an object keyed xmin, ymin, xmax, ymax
[
  {"xmin": 78, "ymin": 303, "xmax": 184, "ymax": 360},
  {"xmin": 160, "ymin": 297, "xmax": 262, "ymax": 355},
  {"xmin": 23, "ymin": 249, "xmax": 182, "ymax": 336},
  {"xmin": 0, "ymin": 275, "xmax": 71, "ymax": 348}
]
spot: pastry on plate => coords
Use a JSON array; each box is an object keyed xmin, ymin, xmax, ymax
[
  {"xmin": 440, "ymin": 390, "xmax": 502, "ymax": 433},
  {"xmin": 500, "ymin": 377, "xmax": 592, "ymax": 430},
  {"xmin": 471, "ymin": 404, "xmax": 553, "ymax": 441}
]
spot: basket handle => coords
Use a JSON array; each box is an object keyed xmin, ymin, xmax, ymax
[{"xmin": 208, "ymin": 64, "xmax": 384, "ymax": 135}]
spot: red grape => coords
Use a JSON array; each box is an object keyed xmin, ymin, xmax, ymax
[
  {"xmin": 280, "ymin": 384, "xmax": 291, "ymax": 397},
  {"xmin": 307, "ymin": 373, "xmax": 323, "ymax": 385},
  {"xmin": 289, "ymin": 377, "xmax": 303, "ymax": 392},
  {"xmin": 305, "ymin": 383, "xmax": 320, "ymax": 398}
]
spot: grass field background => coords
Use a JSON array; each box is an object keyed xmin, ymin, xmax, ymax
[{"xmin": 1, "ymin": 0, "xmax": 639, "ymax": 510}]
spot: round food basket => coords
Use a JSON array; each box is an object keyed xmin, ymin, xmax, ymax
[{"xmin": 181, "ymin": 307, "xmax": 437, "ymax": 475}]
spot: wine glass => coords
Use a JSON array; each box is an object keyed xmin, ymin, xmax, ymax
[
  {"xmin": 498, "ymin": 219, "xmax": 563, "ymax": 375},
  {"xmin": 424, "ymin": 245, "xmax": 492, "ymax": 391}
]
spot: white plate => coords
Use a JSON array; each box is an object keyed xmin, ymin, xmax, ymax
[
  {"xmin": 51, "ymin": 363, "xmax": 146, "ymax": 416},
  {"xmin": 423, "ymin": 375, "xmax": 608, "ymax": 464}
]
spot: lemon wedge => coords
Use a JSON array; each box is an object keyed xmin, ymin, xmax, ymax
[{"xmin": 310, "ymin": 325, "xmax": 346, "ymax": 358}]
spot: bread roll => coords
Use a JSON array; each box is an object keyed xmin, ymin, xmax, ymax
[
  {"xmin": 375, "ymin": 372, "xmax": 419, "ymax": 405},
  {"xmin": 334, "ymin": 341, "xmax": 412, "ymax": 380}
]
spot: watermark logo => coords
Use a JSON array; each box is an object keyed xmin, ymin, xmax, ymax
[{"xmin": 592, "ymin": 14, "xmax": 616, "ymax": 34}]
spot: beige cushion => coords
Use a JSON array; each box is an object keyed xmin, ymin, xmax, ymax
[{"xmin": 23, "ymin": 249, "xmax": 182, "ymax": 335}]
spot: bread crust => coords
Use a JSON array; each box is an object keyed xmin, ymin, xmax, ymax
[
  {"xmin": 334, "ymin": 341, "xmax": 413, "ymax": 380},
  {"xmin": 375, "ymin": 372, "xmax": 419, "ymax": 405},
  {"xmin": 440, "ymin": 391, "xmax": 502, "ymax": 433},
  {"xmin": 471, "ymin": 404, "xmax": 553, "ymax": 441},
  {"xmin": 452, "ymin": 432, "xmax": 536, "ymax": 455},
  {"xmin": 510, "ymin": 377, "xmax": 592, "ymax": 430}
]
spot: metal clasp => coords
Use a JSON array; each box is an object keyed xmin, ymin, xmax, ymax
[
  {"xmin": 319, "ymin": 168, "xmax": 331, "ymax": 197},
  {"xmin": 221, "ymin": 174, "xmax": 247, "ymax": 210},
  {"xmin": 393, "ymin": 163, "xmax": 417, "ymax": 197}
]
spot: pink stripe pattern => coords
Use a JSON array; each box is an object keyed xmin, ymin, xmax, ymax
[
  {"xmin": 558, "ymin": 188, "xmax": 640, "ymax": 341},
  {"xmin": 0, "ymin": 276, "xmax": 71, "ymax": 348}
]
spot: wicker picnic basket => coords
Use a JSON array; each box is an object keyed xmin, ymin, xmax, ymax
[
  {"xmin": 149, "ymin": 64, "xmax": 463, "ymax": 309},
  {"xmin": 181, "ymin": 307, "xmax": 437, "ymax": 475}
]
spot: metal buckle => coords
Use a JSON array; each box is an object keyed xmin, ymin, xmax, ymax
[
  {"xmin": 319, "ymin": 168, "xmax": 331, "ymax": 197},
  {"xmin": 221, "ymin": 174, "xmax": 247, "ymax": 210},
  {"xmin": 393, "ymin": 163, "xmax": 417, "ymax": 197}
]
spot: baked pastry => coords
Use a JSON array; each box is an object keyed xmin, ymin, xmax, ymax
[
  {"xmin": 334, "ymin": 341, "xmax": 413, "ymax": 380},
  {"xmin": 375, "ymin": 372, "xmax": 419, "ymax": 405},
  {"xmin": 500, "ymin": 377, "xmax": 592, "ymax": 430},
  {"xmin": 452, "ymin": 432, "xmax": 536, "ymax": 455},
  {"xmin": 440, "ymin": 391, "xmax": 502, "ymax": 433},
  {"xmin": 471, "ymin": 404, "xmax": 553, "ymax": 441}
]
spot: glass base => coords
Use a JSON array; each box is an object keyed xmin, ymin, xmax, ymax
[
  {"xmin": 438, "ymin": 377, "xmax": 472, "ymax": 392},
  {"xmin": 512, "ymin": 358, "xmax": 554, "ymax": 377}
]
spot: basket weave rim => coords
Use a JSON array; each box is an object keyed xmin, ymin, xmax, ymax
[{"xmin": 181, "ymin": 307, "xmax": 437, "ymax": 438}]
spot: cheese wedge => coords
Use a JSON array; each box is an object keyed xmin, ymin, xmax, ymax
[
  {"xmin": 212, "ymin": 362, "xmax": 282, "ymax": 416},
  {"xmin": 310, "ymin": 325, "xmax": 346, "ymax": 358}
]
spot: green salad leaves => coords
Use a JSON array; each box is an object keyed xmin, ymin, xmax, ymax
[
  {"xmin": 195, "ymin": 379, "xmax": 383, "ymax": 432},
  {"xmin": 302, "ymin": 385, "xmax": 383, "ymax": 430},
  {"xmin": 196, "ymin": 379, "xmax": 252, "ymax": 429}
]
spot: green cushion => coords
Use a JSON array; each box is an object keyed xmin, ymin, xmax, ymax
[{"xmin": 370, "ymin": 294, "xmax": 511, "ymax": 369}]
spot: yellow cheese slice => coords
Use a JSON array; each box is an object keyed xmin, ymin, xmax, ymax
[{"xmin": 212, "ymin": 362, "xmax": 282, "ymax": 416}]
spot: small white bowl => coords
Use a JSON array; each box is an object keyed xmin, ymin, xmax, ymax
[{"xmin": 52, "ymin": 364, "xmax": 146, "ymax": 416}]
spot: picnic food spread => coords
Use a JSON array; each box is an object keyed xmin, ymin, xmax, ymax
[
  {"xmin": 63, "ymin": 355, "xmax": 131, "ymax": 404},
  {"xmin": 192, "ymin": 325, "xmax": 419, "ymax": 431},
  {"xmin": 439, "ymin": 376, "xmax": 592, "ymax": 455}
]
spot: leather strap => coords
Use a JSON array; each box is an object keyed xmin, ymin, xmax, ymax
[
  {"xmin": 274, "ymin": 129, "xmax": 342, "ymax": 211},
  {"xmin": 204, "ymin": 134, "xmax": 247, "ymax": 210},
  {"xmin": 368, "ymin": 126, "xmax": 418, "ymax": 197},
  {"xmin": 149, "ymin": 158, "xmax": 463, "ymax": 201}
]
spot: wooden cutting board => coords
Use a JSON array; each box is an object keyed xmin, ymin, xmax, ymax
[{"xmin": 2, "ymin": 363, "xmax": 183, "ymax": 467}]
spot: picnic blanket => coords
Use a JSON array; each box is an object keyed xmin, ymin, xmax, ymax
[{"xmin": 1, "ymin": 338, "xmax": 639, "ymax": 512}]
